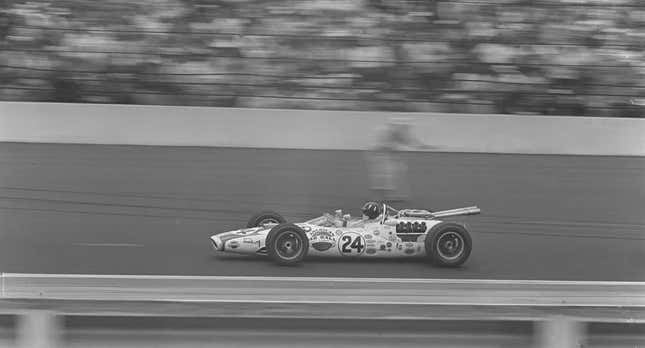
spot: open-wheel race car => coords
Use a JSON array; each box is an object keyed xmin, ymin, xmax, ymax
[{"xmin": 210, "ymin": 202, "xmax": 481, "ymax": 267}]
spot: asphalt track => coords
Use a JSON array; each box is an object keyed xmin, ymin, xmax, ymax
[{"xmin": 0, "ymin": 143, "xmax": 643, "ymax": 280}]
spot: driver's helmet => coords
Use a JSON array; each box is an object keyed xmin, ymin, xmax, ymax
[{"xmin": 361, "ymin": 201, "xmax": 382, "ymax": 220}]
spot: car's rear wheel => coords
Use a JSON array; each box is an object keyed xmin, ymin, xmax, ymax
[
  {"xmin": 247, "ymin": 211, "xmax": 286, "ymax": 228},
  {"xmin": 266, "ymin": 224, "xmax": 308, "ymax": 266},
  {"xmin": 425, "ymin": 222, "xmax": 472, "ymax": 267}
]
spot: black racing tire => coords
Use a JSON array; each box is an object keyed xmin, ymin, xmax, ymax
[
  {"xmin": 425, "ymin": 222, "xmax": 472, "ymax": 267},
  {"xmin": 266, "ymin": 224, "xmax": 309, "ymax": 266},
  {"xmin": 246, "ymin": 211, "xmax": 286, "ymax": 228}
]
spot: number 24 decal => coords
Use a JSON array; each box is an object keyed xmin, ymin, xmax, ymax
[{"xmin": 341, "ymin": 235, "xmax": 364, "ymax": 253}]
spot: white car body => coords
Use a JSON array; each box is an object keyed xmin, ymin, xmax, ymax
[{"xmin": 210, "ymin": 206, "xmax": 480, "ymax": 259}]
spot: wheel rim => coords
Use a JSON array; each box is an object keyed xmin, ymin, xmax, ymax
[
  {"xmin": 436, "ymin": 231, "xmax": 465, "ymax": 261},
  {"xmin": 259, "ymin": 218, "xmax": 279, "ymax": 226},
  {"xmin": 274, "ymin": 231, "xmax": 303, "ymax": 260}
]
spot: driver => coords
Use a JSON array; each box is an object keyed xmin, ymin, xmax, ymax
[{"xmin": 361, "ymin": 201, "xmax": 382, "ymax": 221}]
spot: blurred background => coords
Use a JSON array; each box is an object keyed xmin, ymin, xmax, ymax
[
  {"xmin": 1, "ymin": 1, "xmax": 644, "ymax": 347},
  {"xmin": 1, "ymin": 0, "xmax": 644, "ymax": 117}
]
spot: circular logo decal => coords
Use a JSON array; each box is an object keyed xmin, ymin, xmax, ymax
[{"xmin": 338, "ymin": 232, "xmax": 366, "ymax": 256}]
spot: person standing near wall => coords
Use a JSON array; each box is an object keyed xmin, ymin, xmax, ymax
[{"xmin": 366, "ymin": 117, "xmax": 437, "ymax": 205}]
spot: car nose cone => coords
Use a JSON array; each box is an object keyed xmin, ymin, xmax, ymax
[{"xmin": 210, "ymin": 235, "xmax": 224, "ymax": 251}]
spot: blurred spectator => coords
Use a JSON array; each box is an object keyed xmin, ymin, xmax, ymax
[
  {"xmin": 367, "ymin": 118, "xmax": 436, "ymax": 204},
  {"xmin": 0, "ymin": 0, "xmax": 643, "ymax": 117}
]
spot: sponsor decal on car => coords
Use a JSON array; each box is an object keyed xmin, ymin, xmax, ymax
[
  {"xmin": 405, "ymin": 248, "xmax": 415, "ymax": 255},
  {"xmin": 364, "ymin": 234, "xmax": 373, "ymax": 240},
  {"xmin": 334, "ymin": 230, "xmax": 344, "ymax": 236},
  {"xmin": 388, "ymin": 235, "xmax": 398, "ymax": 242},
  {"xmin": 227, "ymin": 228, "xmax": 267, "ymax": 240},
  {"xmin": 373, "ymin": 230, "xmax": 380, "ymax": 236},
  {"xmin": 238, "ymin": 228, "xmax": 256, "ymax": 233},
  {"xmin": 397, "ymin": 244, "xmax": 403, "ymax": 250},
  {"xmin": 243, "ymin": 238, "xmax": 254, "ymax": 244},
  {"xmin": 229, "ymin": 240, "xmax": 239, "ymax": 249},
  {"xmin": 310, "ymin": 229, "xmax": 336, "ymax": 252},
  {"xmin": 366, "ymin": 248, "xmax": 377, "ymax": 255},
  {"xmin": 386, "ymin": 242, "xmax": 392, "ymax": 248},
  {"xmin": 300, "ymin": 225, "xmax": 312, "ymax": 232},
  {"xmin": 380, "ymin": 245, "xmax": 386, "ymax": 251},
  {"xmin": 218, "ymin": 230, "xmax": 261, "ymax": 244},
  {"xmin": 235, "ymin": 228, "xmax": 261, "ymax": 235},
  {"xmin": 366, "ymin": 240, "xmax": 376, "ymax": 248},
  {"xmin": 404, "ymin": 242, "xmax": 414, "ymax": 248},
  {"xmin": 312, "ymin": 243, "xmax": 333, "ymax": 252}
]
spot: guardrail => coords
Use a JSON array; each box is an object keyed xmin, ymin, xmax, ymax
[
  {"xmin": 0, "ymin": 274, "xmax": 644, "ymax": 348},
  {"xmin": 3, "ymin": 274, "xmax": 645, "ymax": 307},
  {"xmin": 1, "ymin": 102, "xmax": 644, "ymax": 155}
]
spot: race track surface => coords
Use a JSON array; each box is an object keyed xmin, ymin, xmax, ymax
[{"xmin": 0, "ymin": 143, "xmax": 643, "ymax": 280}]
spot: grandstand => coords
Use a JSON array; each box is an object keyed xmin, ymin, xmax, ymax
[{"xmin": 1, "ymin": 0, "xmax": 644, "ymax": 117}]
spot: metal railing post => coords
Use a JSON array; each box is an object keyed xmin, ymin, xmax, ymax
[
  {"xmin": 16, "ymin": 311, "xmax": 61, "ymax": 348},
  {"xmin": 536, "ymin": 316, "xmax": 584, "ymax": 348}
]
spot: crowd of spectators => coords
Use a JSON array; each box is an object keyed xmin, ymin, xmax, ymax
[{"xmin": 1, "ymin": 0, "xmax": 643, "ymax": 117}]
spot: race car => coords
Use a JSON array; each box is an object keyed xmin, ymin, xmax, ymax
[{"xmin": 209, "ymin": 202, "xmax": 480, "ymax": 267}]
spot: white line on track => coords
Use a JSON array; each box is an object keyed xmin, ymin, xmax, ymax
[
  {"xmin": 3, "ymin": 273, "xmax": 645, "ymax": 286},
  {"xmin": 73, "ymin": 243, "xmax": 144, "ymax": 247},
  {"xmin": 142, "ymin": 299, "xmax": 645, "ymax": 308}
]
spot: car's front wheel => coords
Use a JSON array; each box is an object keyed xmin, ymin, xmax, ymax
[
  {"xmin": 425, "ymin": 222, "xmax": 472, "ymax": 267},
  {"xmin": 266, "ymin": 224, "xmax": 309, "ymax": 266}
]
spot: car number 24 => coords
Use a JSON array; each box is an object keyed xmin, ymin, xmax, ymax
[{"xmin": 338, "ymin": 232, "xmax": 365, "ymax": 255}]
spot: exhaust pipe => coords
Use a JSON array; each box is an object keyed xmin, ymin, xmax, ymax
[{"xmin": 431, "ymin": 206, "xmax": 481, "ymax": 218}]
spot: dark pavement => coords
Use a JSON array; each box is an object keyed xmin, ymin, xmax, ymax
[{"xmin": 0, "ymin": 143, "xmax": 643, "ymax": 280}]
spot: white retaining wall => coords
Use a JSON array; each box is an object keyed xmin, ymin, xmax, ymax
[{"xmin": 0, "ymin": 102, "xmax": 643, "ymax": 155}]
